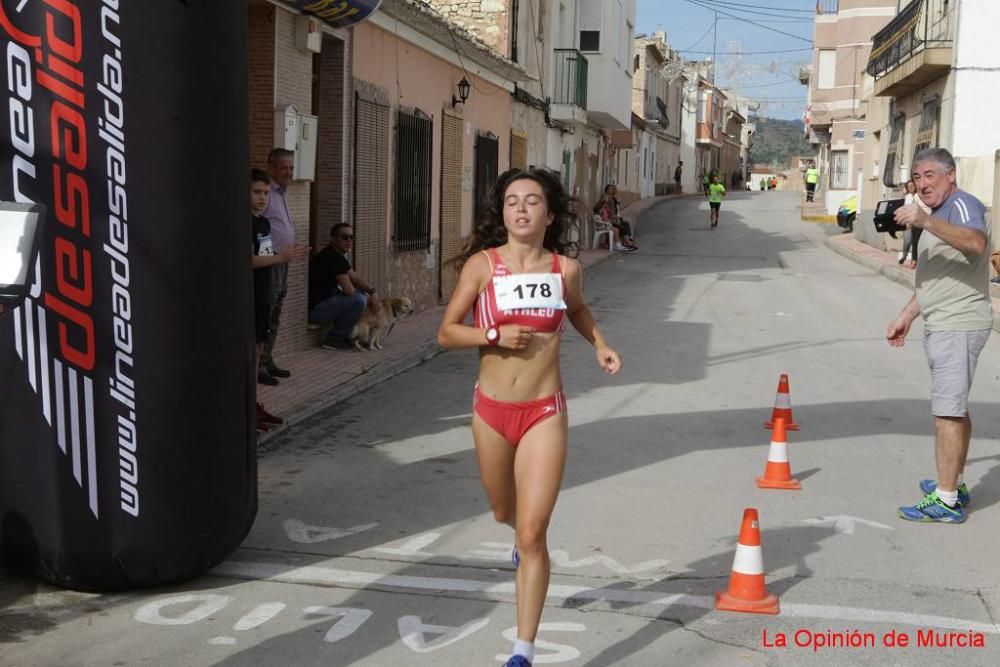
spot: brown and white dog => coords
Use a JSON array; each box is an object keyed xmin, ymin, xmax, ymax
[{"xmin": 350, "ymin": 296, "xmax": 413, "ymax": 351}]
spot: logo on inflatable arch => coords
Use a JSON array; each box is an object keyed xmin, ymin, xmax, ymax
[
  {"xmin": 286, "ymin": 0, "xmax": 383, "ymax": 29},
  {"xmin": 2, "ymin": 0, "xmax": 140, "ymax": 520}
]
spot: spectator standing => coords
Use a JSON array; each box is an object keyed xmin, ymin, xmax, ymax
[
  {"xmin": 259, "ymin": 148, "xmax": 296, "ymax": 386},
  {"xmin": 250, "ymin": 169, "xmax": 308, "ymax": 431},
  {"xmin": 805, "ymin": 162, "xmax": 820, "ymax": 202},
  {"xmin": 887, "ymin": 148, "xmax": 992, "ymax": 523},
  {"xmin": 899, "ymin": 179, "xmax": 927, "ymax": 268},
  {"xmin": 308, "ymin": 223, "xmax": 379, "ymax": 350},
  {"xmin": 674, "ymin": 161, "xmax": 683, "ymax": 194}
]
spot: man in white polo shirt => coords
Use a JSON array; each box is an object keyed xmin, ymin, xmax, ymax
[{"xmin": 886, "ymin": 147, "xmax": 992, "ymax": 524}]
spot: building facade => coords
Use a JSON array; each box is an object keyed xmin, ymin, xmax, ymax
[
  {"xmin": 858, "ymin": 0, "xmax": 1000, "ymax": 248},
  {"xmin": 248, "ymin": 0, "xmax": 524, "ymax": 362},
  {"xmin": 803, "ymin": 0, "xmax": 896, "ymax": 215}
]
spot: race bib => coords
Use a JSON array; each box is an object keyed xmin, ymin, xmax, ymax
[{"xmin": 493, "ymin": 273, "xmax": 566, "ymax": 311}]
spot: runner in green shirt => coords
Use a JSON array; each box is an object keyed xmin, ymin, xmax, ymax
[{"xmin": 707, "ymin": 174, "xmax": 726, "ymax": 228}]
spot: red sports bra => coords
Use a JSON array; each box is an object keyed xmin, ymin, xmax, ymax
[{"xmin": 473, "ymin": 248, "xmax": 567, "ymax": 333}]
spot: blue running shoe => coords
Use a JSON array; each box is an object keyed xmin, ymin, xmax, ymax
[
  {"xmin": 899, "ymin": 491, "xmax": 966, "ymax": 523},
  {"xmin": 511, "ymin": 546, "xmax": 520, "ymax": 568},
  {"xmin": 504, "ymin": 656, "xmax": 532, "ymax": 667},
  {"xmin": 919, "ymin": 479, "xmax": 970, "ymax": 507}
]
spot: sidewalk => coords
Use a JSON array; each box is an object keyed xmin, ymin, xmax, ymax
[
  {"xmin": 826, "ymin": 233, "xmax": 1000, "ymax": 331},
  {"xmin": 258, "ymin": 248, "xmax": 618, "ymax": 443}
]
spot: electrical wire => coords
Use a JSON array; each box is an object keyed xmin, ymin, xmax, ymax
[
  {"xmin": 678, "ymin": 46, "xmax": 813, "ymax": 55},
  {"xmin": 524, "ymin": 0, "xmax": 546, "ymax": 101},
  {"xmin": 691, "ymin": 0, "xmax": 817, "ymax": 22},
  {"xmin": 694, "ymin": 0, "xmax": 816, "ymax": 14},
  {"xmin": 679, "ymin": 21, "xmax": 717, "ymax": 51},
  {"xmin": 682, "ymin": 0, "xmax": 813, "ymax": 43}
]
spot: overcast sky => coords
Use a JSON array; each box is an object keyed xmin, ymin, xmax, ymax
[{"xmin": 636, "ymin": 0, "xmax": 817, "ymax": 120}]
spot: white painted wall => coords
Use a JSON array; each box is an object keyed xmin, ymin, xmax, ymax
[
  {"xmin": 951, "ymin": 0, "xmax": 1000, "ymax": 159},
  {"xmin": 679, "ymin": 80, "xmax": 698, "ymax": 192},
  {"xmin": 581, "ymin": 0, "xmax": 635, "ymax": 129}
]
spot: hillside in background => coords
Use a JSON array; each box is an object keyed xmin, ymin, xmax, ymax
[{"xmin": 750, "ymin": 116, "xmax": 814, "ymax": 168}]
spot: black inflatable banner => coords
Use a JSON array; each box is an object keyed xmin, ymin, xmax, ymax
[{"xmin": 0, "ymin": 0, "xmax": 256, "ymax": 590}]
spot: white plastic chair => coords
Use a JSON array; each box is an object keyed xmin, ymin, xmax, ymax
[{"xmin": 592, "ymin": 215, "xmax": 614, "ymax": 255}]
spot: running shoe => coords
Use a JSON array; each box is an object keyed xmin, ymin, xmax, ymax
[
  {"xmin": 511, "ymin": 546, "xmax": 520, "ymax": 568},
  {"xmin": 613, "ymin": 243, "xmax": 628, "ymax": 251},
  {"xmin": 898, "ymin": 491, "xmax": 966, "ymax": 523},
  {"xmin": 503, "ymin": 656, "xmax": 532, "ymax": 667},
  {"xmin": 918, "ymin": 479, "xmax": 970, "ymax": 507}
]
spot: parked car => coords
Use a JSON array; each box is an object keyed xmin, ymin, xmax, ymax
[{"xmin": 836, "ymin": 195, "xmax": 857, "ymax": 232}]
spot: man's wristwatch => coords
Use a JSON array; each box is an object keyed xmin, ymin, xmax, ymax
[{"xmin": 485, "ymin": 326, "xmax": 500, "ymax": 347}]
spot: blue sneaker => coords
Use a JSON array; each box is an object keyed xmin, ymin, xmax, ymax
[
  {"xmin": 919, "ymin": 479, "xmax": 970, "ymax": 507},
  {"xmin": 899, "ymin": 491, "xmax": 966, "ymax": 523},
  {"xmin": 511, "ymin": 546, "xmax": 520, "ymax": 568},
  {"xmin": 504, "ymin": 656, "xmax": 532, "ymax": 667}
]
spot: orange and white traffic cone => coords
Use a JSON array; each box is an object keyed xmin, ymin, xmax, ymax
[
  {"xmin": 765, "ymin": 373, "xmax": 799, "ymax": 430},
  {"xmin": 756, "ymin": 417, "xmax": 801, "ymax": 490},
  {"xmin": 715, "ymin": 508, "xmax": 780, "ymax": 614}
]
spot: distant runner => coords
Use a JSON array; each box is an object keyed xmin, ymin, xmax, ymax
[{"xmin": 707, "ymin": 174, "xmax": 726, "ymax": 228}]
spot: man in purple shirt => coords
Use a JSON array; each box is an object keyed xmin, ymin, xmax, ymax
[{"xmin": 259, "ymin": 148, "xmax": 296, "ymax": 385}]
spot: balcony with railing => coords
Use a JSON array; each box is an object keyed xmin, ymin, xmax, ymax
[
  {"xmin": 866, "ymin": 0, "xmax": 954, "ymax": 97},
  {"xmin": 816, "ymin": 0, "xmax": 838, "ymax": 14},
  {"xmin": 549, "ymin": 49, "xmax": 588, "ymax": 124}
]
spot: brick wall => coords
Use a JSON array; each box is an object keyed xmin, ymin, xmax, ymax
[{"xmin": 248, "ymin": 6, "xmax": 275, "ymax": 170}]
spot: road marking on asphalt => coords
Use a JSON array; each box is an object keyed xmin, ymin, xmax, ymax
[
  {"xmin": 371, "ymin": 532, "xmax": 442, "ymax": 557},
  {"xmin": 398, "ymin": 615, "xmax": 490, "ymax": 652},
  {"xmin": 283, "ymin": 519, "xmax": 378, "ymax": 544},
  {"xmin": 462, "ymin": 542, "xmax": 669, "ymax": 575},
  {"xmin": 802, "ymin": 515, "xmax": 894, "ymax": 534},
  {"xmin": 211, "ymin": 560, "xmax": 1000, "ymax": 634}
]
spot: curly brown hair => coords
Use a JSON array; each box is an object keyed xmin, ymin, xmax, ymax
[{"xmin": 452, "ymin": 168, "xmax": 573, "ymax": 273}]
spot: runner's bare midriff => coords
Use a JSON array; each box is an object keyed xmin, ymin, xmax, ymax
[{"xmin": 477, "ymin": 331, "xmax": 562, "ymax": 401}]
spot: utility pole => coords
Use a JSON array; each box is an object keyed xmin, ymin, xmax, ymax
[{"xmin": 711, "ymin": 11, "xmax": 718, "ymax": 84}]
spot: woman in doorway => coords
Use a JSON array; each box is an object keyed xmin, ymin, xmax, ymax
[{"xmin": 438, "ymin": 168, "xmax": 622, "ymax": 667}]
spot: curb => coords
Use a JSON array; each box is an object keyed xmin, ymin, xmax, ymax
[
  {"xmin": 824, "ymin": 235, "xmax": 915, "ymax": 290},
  {"xmin": 259, "ymin": 249, "xmax": 619, "ymax": 445},
  {"xmin": 258, "ymin": 338, "xmax": 444, "ymax": 446},
  {"xmin": 802, "ymin": 215, "xmax": 836, "ymax": 224}
]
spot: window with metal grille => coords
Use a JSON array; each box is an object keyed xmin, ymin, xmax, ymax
[
  {"xmin": 394, "ymin": 108, "xmax": 432, "ymax": 251},
  {"xmin": 830, "ymin": 150, "xmax": 849, "ymax": 189},
  {"xmin": 883, "ymin": 107, "xmax": 905, "ymax": 188},
  {"xmin": 912, "ymin": 95, "xmax": 940, "ymax": 163},
  {"xmin": 474, "ymin": 132, "xmax": 499, "ymax": 223}
]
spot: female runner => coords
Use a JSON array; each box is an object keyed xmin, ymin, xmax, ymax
[{"xmin": 437, "ymin": 168, "xmax": 621, "ymax": 667}]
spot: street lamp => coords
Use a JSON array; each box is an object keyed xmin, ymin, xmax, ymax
[
  {"xmin": 0, "ymin": 202, "xmax": 46, "ymax": 315},
  {"xmin": 452, "ymin": 77, "xmax": 471, "ymax": 108}
]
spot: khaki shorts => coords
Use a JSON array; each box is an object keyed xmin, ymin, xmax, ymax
[{"xmin": 923, "ymin": 329, "xmax": 990, "ymax": 417}]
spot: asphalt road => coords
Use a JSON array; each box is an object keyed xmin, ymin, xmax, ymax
[{"xmin": 3, "ymin": 191, "xmax": 1000, "ymax": 666}]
